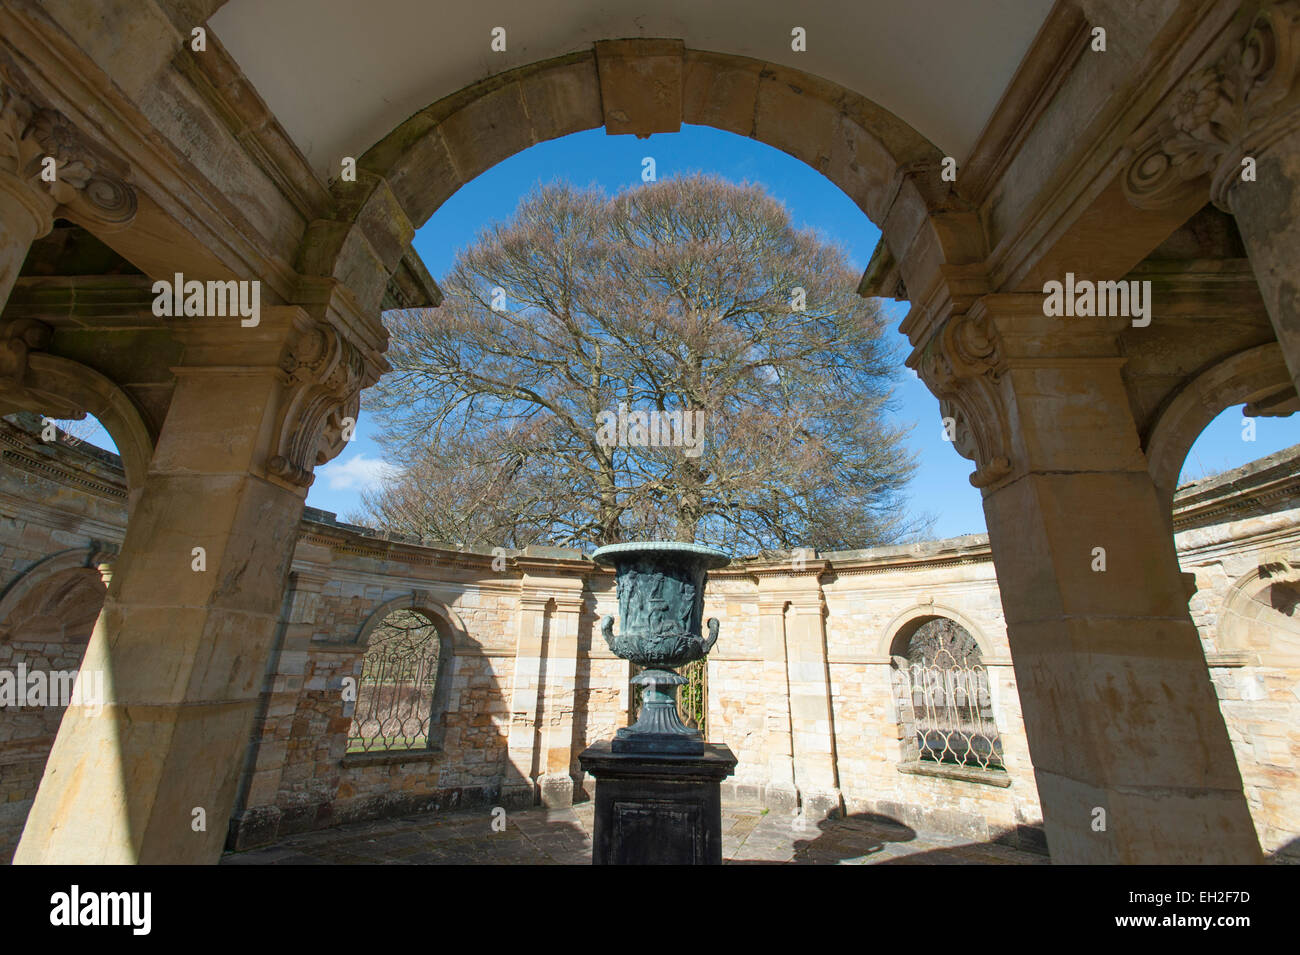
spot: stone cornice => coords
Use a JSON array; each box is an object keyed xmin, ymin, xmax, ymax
[
  {"xmin": 1174, "ymin": 469, "xmax": 1300, "ymax": 530},
  {"xmin": 829, "ymin": 553, "xmax": 993, "ymax": 577},
  {"xmin": 960, "ymin": 0, "xmax": 1091, "ymax": 203},
  {"xmin": 981, "ymin": 0, "xmax": 1240, "ymax": 291},
  {"xmin": 0, "ymin": 447, "xmax": 127, "ymax": 503},
  {"xmin": 0, "ymin": 4, "xmax": 299, "ymax": 296},
  {"xmin": 857, "ymin": 238, "xmax": 905, "ymax": 301},
  {"xmin": 170, "ymin": 32, "xmax": 331, "ymax": 223}
]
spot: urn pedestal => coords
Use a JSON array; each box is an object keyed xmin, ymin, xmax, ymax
[
  {"xmin": 578, "ymin": 741, "xmax": 737, "ymax": 865},
  {"xmin": 580, "ymin": 541, "xmax": 736, "ymax": 864}
]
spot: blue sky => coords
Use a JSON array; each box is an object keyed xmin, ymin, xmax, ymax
[{"xmin": 64, "ymin": 125, "xmax": 1299, "ymax": 539}]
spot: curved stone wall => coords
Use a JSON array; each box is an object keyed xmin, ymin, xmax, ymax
[{"xmin": 1, "ymin": 415, "xmax": 1297, "ymax": 860}]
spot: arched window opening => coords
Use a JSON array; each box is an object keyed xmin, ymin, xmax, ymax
[
  {"xmin": 347, "ymin": 609, "xmax": 444, "ymax": 753},
  {"xmin": 890, "ymin": 617, "xmax": 1005, "ymax": 772}
]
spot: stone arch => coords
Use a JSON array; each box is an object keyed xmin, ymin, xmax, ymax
[
  {"xmin": 348, "ymin": 594, "xmax": 465, "ymax": 752},
  {"xmin": 1145, "ymin": 343, "xmax": 1295, "ymax": 509},
  {"xmin": 0, "ymin": 566, "xmax": 105, "ymax": 645},
  {"xmin": 883, "ymin": 605, "xmax": 1006, "ymax": 771},
  {"xmin": 298, "ymin": 44, "xmax": 983, "ymax": 316},
  {"xmin": 1217, "ymin": 561, "xmax": 1300, "ymax": 666},
  {"xmin": 878, "ymin": 603, "xmax": 995, "ymax": 661},
  {"xmin": 353, "ymin": 592, "xmax": 470, "ymax": 649},
  {"xmin": 4, "ymin": 352, "xmax": 155, "ymax": 497},
  {"xmin": 0, "ymin": 544, "xmax": 114, "ymax": 642}
]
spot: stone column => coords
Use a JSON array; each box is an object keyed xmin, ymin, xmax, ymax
[
  {"xmin": 14, "ymin": 307, "xmax": 373, "ymax": 863},
  {"xmin": 538, "ymin": 581, "xmax": 584, "ymax": 808},
  {"xmin": 918, "ymin": 296, "xmax": 1261, "ymax": 863},
  {"xmin": 1226, "ymin": 121, "xmax": 1300, "ymax": 393},
  {"xmin": 754, "ymin": 590, "xmax": 798, "ymax": 812},
  {"xmin": 503, "ymin": 583, "xmax": 550, "ymax": 806},
  {"xmin": 780, "ymin": 575, "xmax": 841, "ymax": 821},
  {"xmin": 501, "ymin": 567, "xmax": 586, "ymax": 808}
]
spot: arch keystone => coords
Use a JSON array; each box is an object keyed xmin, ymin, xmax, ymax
[{"xmin": 595, "ymin": 39, "xmax": 684, "ymax": 137}]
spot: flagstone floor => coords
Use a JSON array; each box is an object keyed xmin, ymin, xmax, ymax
[{"xmin": 221, "ymin": 802, "xmax": 1050, "ymax": 865}]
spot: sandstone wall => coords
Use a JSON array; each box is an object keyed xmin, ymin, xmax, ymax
[{"xmin": 1174, "ymin": 450, "xmax": 1300, "ymax": 858}]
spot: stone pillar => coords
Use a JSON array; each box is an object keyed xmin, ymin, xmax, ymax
[
  {"xmin": 780, "ymin": 576, "xmax": 841, "ymax": 821},
  {"xmin": 503, "ymin": 580, "xmax": 550, "ymax": 807},
  {"xmin": 1226, "ymin": 121, "xmax": 1300, "ymax": 394},
  {"xmin": 14, "ymin": 307, "xmax": 373, "ymax": 863},
  {"xmin": 918, "ymin": 297, "xmax": 1261, "ymax": 863},
  {"xmin": 225, "ymin": 568, "xmax": 328, "ymax": 850},
  {"xmin": 538, "ymin": 581, "xmax": 584, "ymax": 808},
  {"xmin": 502, "ymin": 569, "xmax": 585, "ymax": 808},
  {"xmin": 754, "ymin": 590, "xmax": 798, "ymax": 812},
  {"xmin": 0, "ymin": 166, "xmax": 53, "ymax": 310}
]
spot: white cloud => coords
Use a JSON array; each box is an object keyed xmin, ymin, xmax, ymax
[{"xmin": 319, "ymin": 452, "xmax": 399, "ymax": 491}]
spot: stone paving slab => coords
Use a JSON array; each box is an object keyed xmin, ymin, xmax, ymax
[{"xmin": 222, "ymin": 803, "xmax": 1051, "ymax": 865}]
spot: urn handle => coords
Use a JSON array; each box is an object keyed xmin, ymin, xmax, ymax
[{"xmin": 702, "ymin": 617, "xmax": 720, "ymax": 654}]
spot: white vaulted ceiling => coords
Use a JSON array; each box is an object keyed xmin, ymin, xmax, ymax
[{"xmin": 210, "ymin": 0, "xmax": 1055, "ymax": 178}]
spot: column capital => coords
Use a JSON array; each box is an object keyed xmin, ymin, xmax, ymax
[
  {"xmin": 1124, "ymin": 0, "xmax": 1300, "ymax": 212},
  {"xmin": 268, "ymin": 314, "xmax": 372, "ymax": 488},
  {"xmin": 0, "ymin": 81, "xmax": 137, "ymax": 234},
  {"xmin": 913, "ymin": 300, "xmax": 1015, "ymax": 490},
  {"xmin": 914, "ymin": 294, "xmax": 1133, "ymax": 492},
  {"xmin": 170, "ymin": 307, "xmax": 374, "ymax": 490}
]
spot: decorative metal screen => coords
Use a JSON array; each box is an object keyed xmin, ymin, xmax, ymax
[
  {"xmin": 630, "ymin": 657, "xmax": 707, "ymax": 737},
  {"xmin": 347, "ymin": 610, "xmax": 441, "ymax": 753},
  {"xmin": 891, "ymin": 619, "xmax": 1005, "ymax": 771}
]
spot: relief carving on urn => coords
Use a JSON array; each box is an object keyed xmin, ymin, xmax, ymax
[{"xmin": 594, "ymin": 541, "xmax": 729, "ymax": 754}]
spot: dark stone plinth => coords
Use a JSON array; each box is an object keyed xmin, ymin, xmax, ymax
[{"xmin": 578, "ymin": 740, "xmax": 737, "ymax": 865}]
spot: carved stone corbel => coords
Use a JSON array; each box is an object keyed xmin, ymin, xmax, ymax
[
  {"xmin": 1123, "ymin": 0, "xmax": 1300, "ymax": 211},
  {"xmin": 267, "ymin": 315, "xmax": 371, "ymax": 488},
  {"xmin": 0, "ymin": 82, "xmax": 138, "ymax": 233},
  {"xmin": 913, "ymin": 307, "xmax": 1014, "ymax": 490}
]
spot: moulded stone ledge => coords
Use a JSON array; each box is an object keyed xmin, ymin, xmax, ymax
[{"xmin": 897, "ymin": 758, "xmax": 1013, "ymax": 788}]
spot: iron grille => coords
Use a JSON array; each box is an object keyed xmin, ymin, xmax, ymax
[
  {"xmin": 893, "ymin": 647, "xmax": 1005, "ymax": 771},
  {"xmin": 347, "ymin": 610, "xmax": 440, "ymax": 753}
]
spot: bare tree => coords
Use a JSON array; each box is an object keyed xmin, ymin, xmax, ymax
[{"xmin": 360, "ymin": 174, "xmax": 925, "ymax": 552}]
